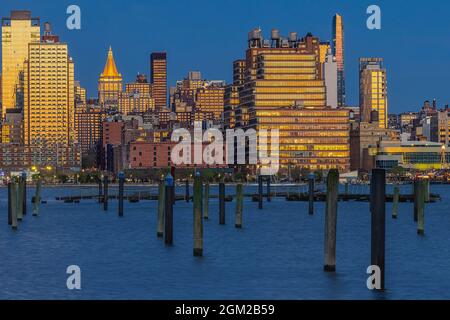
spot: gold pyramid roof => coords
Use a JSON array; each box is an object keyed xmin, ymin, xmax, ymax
[{"xmin": 101, "ymin": 46, "xmax": 122, "ymax": 78}]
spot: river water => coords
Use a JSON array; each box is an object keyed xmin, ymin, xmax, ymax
[{"xmin": 0, "ymin": 184, "xmax": 449, "ymax": 299}]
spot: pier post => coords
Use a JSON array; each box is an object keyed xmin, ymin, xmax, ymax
[
  {"xmin": 22, "ymin": 172, "xmax": 27, "ymax": 216},
  {"xmin": 33, "ymin": 179, "xmax": 42, "ymax": 216},
  {"xmin": 17, "ymin": 176, "xmax": 24, "ymax": 221},
  {"xmin": 164, "ymin": 174, "xmax": 174, "ymax": 245},
  {"xmin": 103, "ymin": 175, "xmax": 109, "ymax": 211},
  {"xmin": 308, "ymin": 173, "xmax": 315, "ymax": 215},
  {"xmin": 203, "ymin": 183, "xmax": 210, "ymax": 220},
  {"xmin": 170, "ymin": 166, "xmax": 176, "ymax": 205},
  {"xmin": 8, "ymin": 183, "xmax": 12, "ymax": 225},
  {"xmin": 258, "ymin": 175, "xmax": 263, "ymax": 210},
  {"xmin": 324, "ymin": 169, "xmax": 339, "ymax": 272},
  {"xmin": 157, "ymin": 180, "xmax": 165, "ymax": 238},
  {"xmin": 118, "ymin": 172, "xmax": 124, "ymax": 217},
  {"xmin": 424, "ymin": 179, "xmax": 430, "ymax": 202},
  {"xmin": 267, "ymin": 177, "xmax": 271, "ymax": 202},
  {"xmin": 185, "ymin": 179, "xmax": 190, "ymax": 203},
  {"xmin": 417, "ymin": 180, "xmax": 425, "ymax": 235},
  {"xmin": 11, "ymin": 183, "xmax": 18, "ymax": 230},
  {"xmin": 193, "ymin": 172, "xmax": 203, "ymax": 256},
  {"xmin": 370, "ymin": 169, "xmax": 386, "ymax": 290},
  {"xmin": 235, "ymin": 183, "xmax": 243, "ymax": 228},
  {"xmin": 413, "ymin": 180, "xmax": 419, "ymax": 222},
  {"xmin": 392, "ymin": 185, "xmax": 400, "ymax": 219},
  {"xmin": 98, "ymin": 177, "xmax": 103, "ymax": 203},
  {"xmin": 219, "ymin": 180, "xmax": 225, "ymax": 225}
]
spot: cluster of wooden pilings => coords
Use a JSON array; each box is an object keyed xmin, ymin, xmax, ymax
[
  {"xmin": 7, "ymin": 172, "xmax": 43, "ymax": 231},
  {"xmin": 13, "ymin": 167, "xmax": 431, "ymax": 292},
  {"xmin": 319, "ymin": 169, "xmax": 430, "ymax": 291},
  {"xmin": 97, "ymin": 170, "xmax": 252, "ymax": 256}
]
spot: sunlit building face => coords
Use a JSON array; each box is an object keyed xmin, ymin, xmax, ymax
[
  {"xmin": 1, "ymin": 11, "xmax": 40, "ymax": 117},
  {"xmin": 359, "ymin": 58, "xmax": 388, "ymax": 129}
]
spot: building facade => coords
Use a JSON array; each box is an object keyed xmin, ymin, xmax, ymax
[
  {"xmin": 23, "ymin": 29, "xmax": 78, "ymax": 168},
  {"xmin": 98, "ymin": 47, "xmax": 122, "ymax": 106},
  {"xmin": 332, "ymin": 14, "xmax": 345, "ymax": 108},
  {"xmin": 359, "ymin": 58, "xmax": 388, "ymax": 129},
  {"xmin": 1, "ymin": 10, "xmax": 40, "ymax": 116},
  {"xmin": 150, "ymin": 52, "xmax": 167, "ymax": 110}
]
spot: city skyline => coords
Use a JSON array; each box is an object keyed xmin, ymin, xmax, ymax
[{"xmin": 2, "ymin": 0, "xmax": 450, "ymax": 113}]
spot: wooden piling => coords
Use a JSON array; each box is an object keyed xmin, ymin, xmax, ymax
[
  {"xmin": 203, "ymin": 183, "xmax": 209, "ymax": 220},
  {"xmin": 392, "ymin": 185, "xmax": 399, "ymax": 219},
  {"xmin": 170, "ymin": 166, "xmax": 176, "ymax": 205},
  {"xmin": 103, "ymin": 175, "xmax": 109, "ymax": 211},
  {"xmin": 8, "ymin": 183, "xmax": 12, "ymax": 225},
  {"xmin": 165, "ymin": 174, "xmax": 174, "ymax": 245},
  {"xmin": 258, "ymin": 175, "xmax": 263, "ymax": 210},
  {"xmin": 219, "ymin": 181, "xmax": 225, "ymax": 225},
  {"xmin": 193, "ymin": 172, "xmax": 203, "ymax": 256},
  {"xmin": 33, "ymin": 179, "xmax": 42, "ymax": 216},
  {"xmin": 424, "ymin": 179, "xmax": 430, "ymax": 203},
  {"xmin": 118, "ymin": 172, "xmax": 124, "ymax": 217},
  {"xmin": 324, "ymin": 169, "xmax": 339, "ymax": 272},
  {"xmin": 417, "ymin": 180, "xmax": 425, "ymax": 235},
  {"xmin": 11, "ymin": 183, "xmax": 18, "ymax": 230},
  {"xmin": 17, "ymin": 177, "xmax": 24, "ymax": 221},
  {"xmin": 267, "ymin": 177, "xmax": 271, "ymax": 202},
  {"xmin": 157, "ymin": 180, "xmax": 165, "ymax": 238},
  {"xmin": 185, "ymin": 179, "xmax": 190, "ymax": 203},
  {"xmin": 413, "ymin": 180, "xmax": 418, "ymax": 222},
  {"xmin": 98, "ymin": 178, "xmax": 103, "ymax": 203},
  {"xmin": 235, "ymin": 183, "xmax": 243, "ymax": 228},
  {"xmin": 308, "ymin": 173, "xmax": 315, "ymax": 215},
  {"xmin": 370, "ymin": 169, "xmax": 386, "ymax": 290},
  {"xmin": 22, "ymin": 172, "xmax": 27, "ymax": 216}
]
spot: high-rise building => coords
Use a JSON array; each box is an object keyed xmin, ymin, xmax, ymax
[
  {"xmin": 1, "ymin": 108, "xmax": 23, "ymax": 144},
  {"xmin": 75, "ymin": 105, "xmax": 106, "ymax": 153},
  {"xmin": 195, "ymin": 82, "xmax": 225, "ymax": 119},
  {"xmin": 236, "ymin": 28, "xmax": 350, "ymax": 172},
  {"xmin": 359, "ymin": 58, "xmax": 388, "ymax": 129},
  {"xmin": 23, "ymin": 23, "xmax": 78, "ymax": 167},
  {"xmin": 74, "ymin": 80, "xmax": 86, "ymax": 106},
  {"xmin": 23, "ymin": 28, "xmax": 73, "ymax": 136},
  {"xmin": 225, "ymin": 60, "xmax": 246, "ymax": 129},
  {"xmin": 119, "ymin": 74, "xmax": 155, "ymax": 115},
  {"xmin": 224, "ymin": 85, "xmax": 240, "ymax": 129},
  {"xmin": 332, "ymin": 14, "xmax": 345, "ymax": 108},
  {"xmin": 350, "ymin": 120, "xmax": 399, "ymax": 171},
  {"xmin": 430, "ymin": 107, "xmax": 450, "ymax": 147},
  {"xmin": 98, "ymin": 47, "xmax": 123, "ymax": 106},
  {"xmin": 323, "ymin": 48, "xmax": 337, "ymax": 108},
  {"xmin": 150, "ymin": 52, "xmax": 167, "ymax": 110},
  {"xmin": 169, "ymin": 72, "xmax": 225, "ymax": 123},
  {"xmin": 1, "ymin": 10, "xmax": 40, "ymax": 117}
]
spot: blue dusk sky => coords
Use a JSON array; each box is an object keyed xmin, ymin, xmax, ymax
[{"xmin": 1, "ymin": 0, "xmax": 449, "ymax": 113}]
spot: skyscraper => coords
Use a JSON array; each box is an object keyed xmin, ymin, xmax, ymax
[
  {"xmin": 323, "ymin": 48, "xmax": 337, "ymax": 108},
  {"xmin": 98, "ymin": 47, "xmax": 123, "ymax": 106},
  {"xmin": 1, "ymin": 10, "xmax": 40, "ymax": 117},
  {"xmin": 195, "ymin": 82, "xmax": 225, "ymax": 119},
  {"xmin": 23, "ymin": 23, "xmax": 77, "ymax": 166},
  {"xmin": 359, "ymin": 58, "xmax": 388, "ymax": 129},
  {"xmin": 119, "ymin": 74, "xmax": 155, "ymax": 115},
  {"xmin": 332, "ymin": 14, "xmax": 345, "ymax": 108},
  {"xmin": 150, "ymin": 52, "xmax": 167, "ymax": 110},
  {"xmin": 236, "ymin": 28, "xmax": 350, "ymax": 172}
]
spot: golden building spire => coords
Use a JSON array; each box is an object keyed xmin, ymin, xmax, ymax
[
  {"xmin": 101, "ymin": 46, "xmax": 121, "ymax": 78},
  {"xmin": 98, "ymin": 46, "xmax": 123, "ymax": 105}
]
